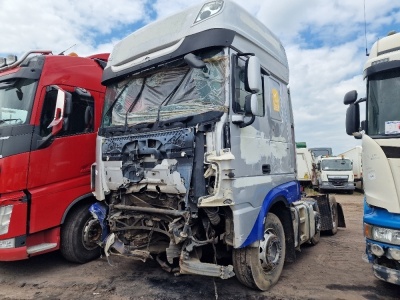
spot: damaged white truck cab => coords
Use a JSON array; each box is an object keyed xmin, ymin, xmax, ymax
[{"xmin": 91, "ymin": 0, "xmax": 340, "ymax": 290}]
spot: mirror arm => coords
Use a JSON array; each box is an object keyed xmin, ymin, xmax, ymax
[
  {"xmin": 37, "ymin": 133, "xmax": 54, "ymax": 150},
  {"xmin": 239, "ymin": 115, "xmax": 255, "ymax": 128}
]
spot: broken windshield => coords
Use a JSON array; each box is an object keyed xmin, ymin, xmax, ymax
[
  {"xmin": 102, "ymin": 49, "xmax": 228, "ymax": 128},
  {"xmin": 0, "ymin": 78, "xmax": 37, "ymax": 126}
]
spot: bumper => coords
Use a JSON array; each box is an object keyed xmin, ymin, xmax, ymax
[
  {"xmin": 0, "ymin": 246, "xmax": 28, "ymax": 261},
  {"xmin": 320, "ymin": 182, "xmax": 355, "ymax": 191},
  {"xmin": 373, "ymin": 264, "xmax": 400, "ymax": 285}
]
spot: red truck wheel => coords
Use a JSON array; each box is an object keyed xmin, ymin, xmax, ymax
[{"xmin": 60, "ymin": 203, "xmax": 101, "ymax": 263}]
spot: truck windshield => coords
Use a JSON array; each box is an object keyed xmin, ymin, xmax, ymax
[
  {"xmin": 102, "ymin": 49, "xmax": 227, "ymax": 128},
  {"xmin": 0, "ymin": 78, "xmax": 37, "ymax": 126},
  {"xmin": 367, "ymin": 69, "xmax": 400, "ymax": 136},
  {"xmin": 321, "ymin": 159, "xmax": 352, "ymax": 171}
]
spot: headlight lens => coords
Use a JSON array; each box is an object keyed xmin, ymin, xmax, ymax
[
  {"xmin": 0, "ymin": 238, "xmax": 15, "ymax": 249},
  {"xmin": 0, "ymin": 205, "xmax": 13, "ymax": 235},
  {"xmin": 364, "ymin": 223, "xmax": 400, "ymax": 246}
]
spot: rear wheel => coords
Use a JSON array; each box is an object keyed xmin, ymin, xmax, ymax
[
  {"xmin": 327, "ymin": 195, "xmax": 338, "ymax": 235},
  {"xmin": 233, "ymin": 213, "xmax": 285, "ymax": 291},
  {"xmin": 310, "ymin": 205, "xmax": 321, "ymax": 245},
  {"xmin": 60, "ymin": 203, "xmax": 102, "ymax": 263}
]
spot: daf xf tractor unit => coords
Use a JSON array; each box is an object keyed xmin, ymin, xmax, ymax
[{"xmin": 91, "ymin": 0, "xmax": 343, "ymax": 290}]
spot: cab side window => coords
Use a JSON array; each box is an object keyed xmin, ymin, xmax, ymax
[
  {"xmin": 233, "ymin": 57, "xmax": 264, "ymax": 116},
  {"xmin": 39, "ymin": 88, "xmax": 94, "ymax": 137}
]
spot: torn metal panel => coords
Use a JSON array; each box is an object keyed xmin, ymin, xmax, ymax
[
  {"xmin": 179, "ymin": 251, "xmax": 235, "ymax": 279},
  {"xmin": 198, "ymin": 149, "xmax": 235, "ymax": 207}
]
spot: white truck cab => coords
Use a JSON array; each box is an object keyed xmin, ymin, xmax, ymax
[{"xmin": 315, "ymin": 156, "xmax": 355, "ymax": 193}]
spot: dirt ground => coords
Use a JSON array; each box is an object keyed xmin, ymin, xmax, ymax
[{"xmin": 1, "ymin": 192, "xmax": 400, "ymax": 300}]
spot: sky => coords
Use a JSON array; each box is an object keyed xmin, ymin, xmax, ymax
[{"xmin": 1, "ymin": 0, "xmax": 400, "ymax": 154}]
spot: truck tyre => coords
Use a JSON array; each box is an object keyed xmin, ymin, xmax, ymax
[
  {"xmin": 232, "ymin": 213, "xmax": 285, "ymax": 291},
  {"xmin": 60, "ymin": 203, "xmax": 101, "ymax": 263},
  {"xmin": 310, "ymin": 206, "xmax": 321, "ymax": 246},
  {"xmin": 327, "ymin": 195, "xmax": 338, "ymax": 235}
]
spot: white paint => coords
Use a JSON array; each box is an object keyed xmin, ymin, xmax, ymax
[{"xmin": 239, "ymin": 125, "xmax": 270, "ymax": 165}]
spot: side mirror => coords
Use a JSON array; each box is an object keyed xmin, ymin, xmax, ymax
[
  {"xmin": 245, "ymin": 56, "xmax": 261, "ymax": 93},
  {"xmin": 317, "ymin": 163, "xmax": 321, "ymax": 170},
  {"xmin": 48, "ymin": 88, "xmax": 72, "ymax": 135},
  {"xmin": 244, "ymin": 94, "xmax": 258, "ymax": 115},
  {"xmin": 344, "ymin": 90, "xmax": 358, "ymax": 105},
  {"xmin": 360, "ymin": 120, "xmax": 366, "ymax": 131},
  {"xmin": 345, "ymin": 103, "xmax": 360, "ymax": 137}
]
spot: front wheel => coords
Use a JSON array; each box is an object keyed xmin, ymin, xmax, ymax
[
  {"xmin": 60, "ymin": 203, "xmax": 102, "ymax": 263},
  {"xmin": 233, "ymin": 213, "xmax": 285, "ymax": 291}
]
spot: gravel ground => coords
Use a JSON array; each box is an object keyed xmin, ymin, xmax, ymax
[{"xmin": 1, "ymin": 191, "xmax": 400, "ymax": 300}]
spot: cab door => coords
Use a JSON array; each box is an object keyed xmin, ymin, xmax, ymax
[{"xmin": 27, "ymin": 86, "xmax": 98, "ymax": 233}]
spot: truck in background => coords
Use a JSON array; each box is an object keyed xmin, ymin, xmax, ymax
[
  {"xmin": 344, "ymin": 30, "xmax": 400, "ymax": 285},
  {"xmin": 309, "ymin": 147, "xmax": 332, "ymax": 158},
  {"xmin": 296, "ymin": 143, "xmax": 315, "ymax": 188},
  {"xmin": 312, "ymin": 155, "xmax": 355, "ymax": 194},
  {"xmin": 0, "ymin": 50, "xmax": 108, "ymax": 262},
  {"xmin": 91, "ymin": 0, "xmax": 344, "ymax": 290},
  {"xmin": 339, "ymin": 146, "xmax": 363, "ymax": 190}
]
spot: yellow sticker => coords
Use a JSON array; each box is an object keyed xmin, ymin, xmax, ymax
[{"xmin": 272, "ymin": 88, "xmax": 280, "ymax": 112}]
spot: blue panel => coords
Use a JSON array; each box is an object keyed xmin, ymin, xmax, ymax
[
  {"xmin": 239, "ymin": 180, "xmax": 300, "ymax": 248},
  {"xmin": 364, "ymin": 197, "xmax": 400, "ymax": 229}
]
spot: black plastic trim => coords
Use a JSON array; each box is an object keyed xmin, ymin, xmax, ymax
[
  {"xmin": 102, "ymin": 28, "xmax": 235, "ymax": 85},
  {"xmin": 364, "ymin": 60, "xmax": 400, "ymax": 78},
  {"xmin": 14, "ymin": 235, "xmax": 27, "ymax": 248},
  {"xmin": 0, "ymin": 125, "xmax": 35, "ymax": 159},
  {"xmin": 381, "ymin": 146, "xmax": 400, "ymax": 159},
  {"xmin": 99, "ymin": 111, "xmax": 223, "ymax": 138}
]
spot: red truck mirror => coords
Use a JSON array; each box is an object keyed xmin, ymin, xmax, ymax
[{"xmin": 47, "ymin": 88, "xmax": 72, "ymax": 135}]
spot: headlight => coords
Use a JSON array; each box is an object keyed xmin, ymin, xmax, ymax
[
  {"xmin": 0, "ymin": 205, "xmax": 13, "ymax": 235},
  {"xmin": 0, "ymin": 238, "xmax": 15, "ymax": 249},
  {"xmin": 364, "ymin": 223, "xmax": 400, "ymax": 246}
]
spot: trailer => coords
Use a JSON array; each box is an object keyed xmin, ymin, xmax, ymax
[{"xmin": 339, "ymin": 146, "xmax": 363, "ymax": 190}]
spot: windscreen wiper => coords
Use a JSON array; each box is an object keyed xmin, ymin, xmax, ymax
[
  {"xmin": 124, "ymin": 77, "xmax": 147, "ymax": 130},
  {"xmin": 103, "ymin": 84, "xmax": 129, "ymax": 122},
  {"xmin": 155, "ymin": 68, "xmax": 191, "ymax": 124},
  {"xmin": 0, "ymin": 118, "xmax": 22, "ymax": 124}
]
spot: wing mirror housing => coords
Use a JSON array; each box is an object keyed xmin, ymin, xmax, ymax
[
  {"xmin": 245, "ymin": 56, "xmax": 261, "ymax": 93},
  {"xmin": 344, "ymin": 90, "xmax": 358, "ymax": 105},
  {"xmin": 47, "ymin": 88, "xmax": 72, "ymax": 135},
  {"xmin": 345, "ymin": 103, "xmax": 361, "ymax": 138}
]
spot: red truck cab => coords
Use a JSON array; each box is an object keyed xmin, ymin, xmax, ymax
[{"xmin": 0, "ymin": 51, "xmax": 108, "ymax": 262}]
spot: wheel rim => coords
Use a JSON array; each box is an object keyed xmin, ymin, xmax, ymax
[
  {"xmin": 83, "ymin": 218, "xmax": 101, "ymax": 250},
  {"xmin": 259, "ymin": 228, "xmax": 282, "ymax": 272}
]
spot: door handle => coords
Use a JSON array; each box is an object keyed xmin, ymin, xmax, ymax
[{"xmin": 262, "ymin": 164, "xmax": 271, "ymax": 174}]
